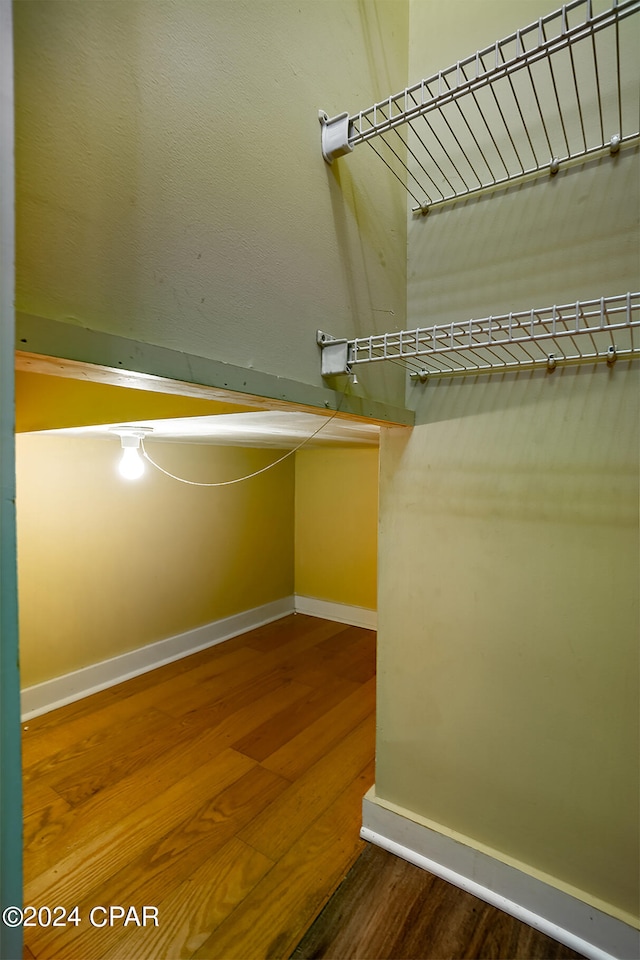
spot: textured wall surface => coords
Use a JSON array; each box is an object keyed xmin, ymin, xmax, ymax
[
  {"xmin": 375, "ymin": 0, "xmax": 640, "ymax": 926},
  {"xmin": 14, "ymin": 0, "xmax": 409, "ymax": 405},
  {"xmin": 377, "ymin": 365, "xmax": 639, "ymax": 921}
]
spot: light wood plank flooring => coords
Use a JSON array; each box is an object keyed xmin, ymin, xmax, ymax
[
  {"xmin": 22, "ymin": 614, "xmax": 376, "ymax": 960},
  {"xmin": 23, "ymin": 614, "xmax": 591, "ymax": 960}
]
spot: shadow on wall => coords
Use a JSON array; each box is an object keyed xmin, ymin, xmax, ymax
[
  {"xmin": 410, "ymin": 359, "xmax": 635, "ymax": 427},
  {"xmin": 407, "ymin": 147, "xmax": 639, "ymax": 334},
  {"xmin": 406, "ymin": 361, "xmax": 638, "ymax": 529}
]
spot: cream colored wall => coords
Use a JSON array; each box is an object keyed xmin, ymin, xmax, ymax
[
  {"xmin": 375, "ymin": 0, "xmax": 639, "ymax": 926},
  {"xmin": 13, "ymin": 0, "xmax": 408, "ymax": 406},
  {"xmin": 295, "ymin": 446, "xmax": 378, "ymax": 610},
  {"xmin": 378, "ymin": 367, "xmax": 639, "ymax": 921},
  {"xmin": 16, "ymin": 434, "xmax": 294, "ymax": 687}
]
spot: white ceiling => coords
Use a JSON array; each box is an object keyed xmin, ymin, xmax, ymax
[{"xmin": 36, "ymin": 411, "xmax": 380, "ymax": 449}]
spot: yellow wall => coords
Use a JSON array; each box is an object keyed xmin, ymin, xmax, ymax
[
  {"xmin": 13, "ymin": 0, "xmax": 408, "ymax": 406},
  {"xmin": 374, "ymin": 0, "xmax": 639, "ymax": 928},
  {"xmin": 295, "ymin": 446, "xmax": 378, "ymax": 610},
  {"xmin": 15, "ymin": 374, "xmax": 381, "ymax": 690},
  {"xmin": 16, "ymin": 434, "xmax": 294, "ymax": 687},
  {"xmin": 15, "ymin": 369, "xmax": 253, "ymax": 432}
]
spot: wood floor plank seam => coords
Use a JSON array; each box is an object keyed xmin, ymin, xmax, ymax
[
  {"xmin": 46, "ymin": 771, "xmax": 289, "ymax": 960},
  {"xmin": 24, "ymin": 748, "xmax": 258, "ymax": 945},
  {"xmin": 230, "ymin": 676, "xmax": 362, "ymax": 765},
  {"xmin": 190, "ymin": 761, "xmax": 375, "ymax": 960},
  {"xmin": 237, "ymin": 715, "xmax": 375, "ymax": 863},
  {"xmin": 102, "ymin": 837, "xmax": 278, "ymax": 960},
  {"xmin": 23, "ymin": 616, "xmax": 376, "ymax": 960}
]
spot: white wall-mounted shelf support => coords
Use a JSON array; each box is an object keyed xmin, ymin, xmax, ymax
[
  {"xmin": 320, "ymin": 0, "xmax": 639, "ymax": 213},
  {"xmin": 319, "ymin": 111, "xmax": 353, "ymax": 163},
  {"xmin": 316, "ymin": 330, "xmax": 351, "ymax": 377},
  {"xmin": 318, "ymin": 293, "xmax": 640, "ymax": 381}
]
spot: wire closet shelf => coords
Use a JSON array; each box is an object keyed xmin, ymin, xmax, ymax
[
  {"xmin": 320, "ymin": 0, "xmax": 639, "ymax": 213},
  {"xmin": 319, "ymin": 293, "xmax": 639, "ymax": 381}
]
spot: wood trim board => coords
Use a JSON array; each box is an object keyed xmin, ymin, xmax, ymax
[
  {"xmin": 21, "ymin": 597, "xmax": 296, "ymax": 720},
  {"xmin": 20, "ymin": 596, "xmax": 377, "ymax": 720}
]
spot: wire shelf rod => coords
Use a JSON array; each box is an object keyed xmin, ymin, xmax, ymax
[
  {"xmin": 350, "ymin": 315, "xmax": 639, "ymax": 364},
  {"xmin": 371, "ymin": 112, "xmax": 449, "ymax": 200},
  {"xmin": 408, "ymin": 132, "xmax": 639, "ymax": 212},
  {"xmin": 457, "ymin": 56, "xmax": 522, "ymax": 177},
  {"xmin": 345, "ymin": 1, "xmax": 638, "ymax": 146},
  {"xmin": 563, "ymin": 23, "xmax": 588, "ymax": 153},
  {"xmin": 590, "ymin": 20, "xmax": 605, "ymax": 144},
  {"xmin": 409, "ymin": 347, "xmax": 635, "ymax": 380},
  {"xmin": 405, "ymin": 89, "xmax": 477, "ymax": 190},
  {"xmin": 365, "ymin": 139, "xmax": 429, "ymax": 209},
  {"xmin": 437, "ymin": 67, "xmax": 501, "ymax": 184},
  {"xmin": 536, "ymin": 18, "xmax": 574, "ymax": 158}
]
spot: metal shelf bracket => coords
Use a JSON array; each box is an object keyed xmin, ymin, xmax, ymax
[
  {"xmin": 319, "ymin": 111, "xmax": 353, "ymax": 164},
  {"xmin": 317, "ymin": 330, "xmax": 351, "ymax": 377}
]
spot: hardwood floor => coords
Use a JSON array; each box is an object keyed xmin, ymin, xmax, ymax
[
  {"xmin": 22, "ymin": 614, "xmax": 376, "ymax": 960},
  {"xmin": 289, "ymin": 844, "xmax": 587, "ymax": 960},
  {"xmin": 22, "ymin": 613, "xmax": 589, "ymax": 960}
]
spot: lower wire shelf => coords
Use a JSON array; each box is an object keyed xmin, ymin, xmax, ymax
[{"xmin": 318, "ymin": 292, "xmax": 640, "ymax": 381}]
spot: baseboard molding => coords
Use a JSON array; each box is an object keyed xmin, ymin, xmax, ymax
[
  {"xmin": 362, "ymin": 789, "xmax": 639, "ymax": 960},
  {"xmin": 294, "ymin": 595, "xmax": 377, "ymax": 630},
  {"xmin": 21, "ymin": 595, "xmax": 295, "ymax": 721}
]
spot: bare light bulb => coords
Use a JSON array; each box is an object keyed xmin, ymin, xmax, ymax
[{"xmin": 118, "ymin": 434, "xmax": 145, "ymax": 480}]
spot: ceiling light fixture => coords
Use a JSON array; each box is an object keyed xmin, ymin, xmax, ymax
[{"xmin": 112, "ymin": 428, "xmax": 153, "ymax": 480}]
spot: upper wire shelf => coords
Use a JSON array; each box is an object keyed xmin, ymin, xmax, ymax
[
  {"xmin": 318, "ymin": 293, "xmax": 640, "ymax": 380},
  {"xmin": 320, "ymin": 0, "xmax": 640, "ymax": 213}
]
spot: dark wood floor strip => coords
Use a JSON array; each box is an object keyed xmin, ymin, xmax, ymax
[{"xmin": 289, "ymin": 844, "xmax": 587, "ymax": 960}]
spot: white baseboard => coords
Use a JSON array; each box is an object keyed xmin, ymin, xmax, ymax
[
  {"xmin": 362, "ymin": 788, "xmax": 639, "ymax": 960},
  {"xmin": 21, "ymin": 596, "xmax": 295, "ymax": 721},
  {"xmin": 294, "ymin": 595, "xmax": 377, "ymax": 630}
]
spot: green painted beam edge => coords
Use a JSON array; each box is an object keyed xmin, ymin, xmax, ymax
[
  {"xmin": 1, "ymin": 3, "xmax": 24, "ymax": 959},
  {"xmin": 16, "ymin": 313, "xmax": 414, "ymax": 427}
]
